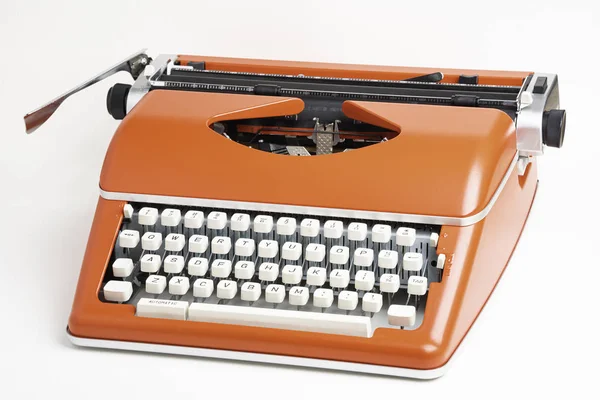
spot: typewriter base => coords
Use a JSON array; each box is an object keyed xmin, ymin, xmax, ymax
[{"xmin": 66, "ymin": 328, "xmax": 452, "ymax": 379}]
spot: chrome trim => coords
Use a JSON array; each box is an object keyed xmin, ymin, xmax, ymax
[
  {"xmin": 126, "ymin": 54, "xmax": 175, "ymax": 113},
  {"xmin": 99, "ymin": 152, "xmax": 518, "ymax": 227}
]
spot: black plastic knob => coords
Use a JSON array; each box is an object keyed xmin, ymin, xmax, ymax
[
  {"xmin": 106, "ymin": 83, "xmax": 131, "ymax": 120},
  {"xmin": 542, "ymin": 109, "xmax": 566, "ymax": 148}
]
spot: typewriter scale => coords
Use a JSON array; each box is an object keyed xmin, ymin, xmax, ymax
[{"xmin": 24, "ymin": 49, "xmax": 566, "ymax": 379}]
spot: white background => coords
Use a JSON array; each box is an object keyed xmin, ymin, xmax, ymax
[{"xmin": 1, "ymin": 0, "xmax": 599, "ymax": 398}]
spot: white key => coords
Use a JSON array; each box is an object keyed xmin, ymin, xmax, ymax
[
  {"xmin": 258, "ymin": 240, "xmax": 278, "ymax": 258},
  {"xmin": 305, "ymin": 243, "xmax": 326, "ymax": 262},
  {"xmin": 193, "ymin": 278, "xmax": 214, "ymax": 298},
  {"xmin": 241, "ymin": 282, "xmax": 261, "ymax": 302},
  {"xmin": 137, "ymin": 298, "xmax": 188, "ymax": 320},
  {"xmin": 281, "ymin": 242, "xmax": 301, "ymax": 261},
  {"xmin": 429, "ymin": 232, "xmax": 439, "ymax": 247},
  {"xmin": 330, "ymin": 269, "xmax": 350, "ymax": 288},
  {"xmin": 300, "ymin": 218, "xmax": 320, "ymax": 237},
  {"xmin": 289, "ymin": 286, "xmax": 309, "ymax": 306},
  {"xmin": 437, "ymin": 254, "xmax": 446, "ymax": 269},
  {"xmin": 258, "ymin": 262, "xmax": 279, "ymax": 281},
  {"xmin": 372, "ymin": 224, "xmax": 392, "ymax": 243},
  {"xmin": 396, "ymin": 227, "xmax": 416, "ymax": 247},
  {"xmin": 145, "ymin": 275, "xmax": 167, "ymax": 294},
  {"xmin": 306, "ymin": 267, "xmax": 327, "ymax": 286},
  {"xmin": 362, "ymin": 293, "xmax": 383, "ymax": 313},
  {"xmin": 119, "ymin": 230, "xmax": 140, "ymax": 248},
  {"xmin": 378, "ymin": 250, "xmax": 399, "ymax": 269},
  {"xmin": 380, "ymin": 274, "xmax": 401, "ymax": 293},
  {"xmin": 188, "ymin": 257, "xmax": 209, "ymax": 276},
  {"xmin": 408, "ymin": 276, "xmax": 428, "ymax": 296},
  {"xmin": 211, "ymin": 259, "xmax": 232, "ymax": 278},
  {"xmin": 324, "ymin": 220, "xmax": 343, "ymax": 239},
  {"xmin": 141, "ymin": 232, "xmax": 162, "ymax": 251},
  {"xmin": 354, "ymin": 270, "xmax": 375, "ymax": 291},
  {"xmin": 329, "ymin": 246, "xmax": 349, "ymax": 265},
  {"xmin": 282, "ymin": 265, "xmax": 303, "ymax": 284},
  {"xmin": 265, "ymin": 284, "xmax": 286, "ymax": 304},
  {"xmin": 230, "ymin": 213, "xmax": 250, "ymax": 231},
  {"xmin": 217, "ymin": 280, "xmax": 237, "ymax": 299},
  {"xmin": 207, "ymin": 211, "xmax": 227, "ymax": 230},
  {"xmin": 165, "ymin": 233, "xmax": 185, "ymax": 252},
  {"xmin": 348, "ymin": 222, "xmax": 368, "ymax": 241},
  {"xmin": 253, "ymin": 215, "xmax": 273, "ymax": 233},
  {"xmin": 211, "ymin": 236, "xmax": 232, "ymax": 254},
  {"xmin": 138, "ymin": 207, "xmax": 158, "ymax": 226},
  {"xmin": 388, "ymin": 305, "xmax": 416, "ymax": 327},
  {"xmin": 184, "ymin": 210, "xmax": 204, "ymax": 229},
  {"xmin": 164, "ymin": 255, "xmax": 185, "ymax": 273},
  {"xmin": 338, "ymin": 291, "xmax": 359, "ymax": 311},
  {"xmin": 353, "ymin": 248, "xmax": 374, "ymax": 267},
  {"xmin": 189, "ymin": 235, "xmax": 209, "ymax": 254},
  {"xmin": 169, "ymin": 276, "xmax": 190, "ymax": 296},
  {"xmin": 103, "ymin": 280, "xmax": 133, "ymax": 302},
  {"xmin": 140, "ymin": 254, "xmax": 161, "ymax": 273},
  {"xmin": 276, "ymin": 217, "xmax": 296, "ymax": 236},
  {"xmin": 161, "ymin": 208, "xmax": 181, "ymax": 227},
  {"xmin": 234, "ymin": 261, "xmax": 256, "ymax": 280},
  {"xmin": 235, "ymin": 238, "xmax": 256, "ymax": 257},
  {"xmin": 112, "ymin": 258, "xmax": 134, "ymax": 277},
  {"xmin": 403, "ymin": 252, "xmax": 423, "ymax": 271},
  {"xmin": 313, "ymin": 288, "xmax": 334, "ymax": 308},
  {"xmin": 123, "ymin": 204, "xmax": 134, "ymax": 219}
]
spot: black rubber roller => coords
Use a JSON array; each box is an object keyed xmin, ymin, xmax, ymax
[
  {"xmin": 106, "ymin": 83, "xmax": 131, "ymax": 120},
  {"xmin": 542, "ymin": 109, "xmax": 567, "ymax": 148}
]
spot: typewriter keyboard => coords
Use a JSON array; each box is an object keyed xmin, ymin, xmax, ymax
[{"xmin": 100, "ymin": 203, "xmax": 445, "ymax": 337}]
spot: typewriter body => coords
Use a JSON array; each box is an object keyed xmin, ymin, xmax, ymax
[{"xmin": 25, "ymin": 49, "xmax": 566, "ymax": 379}]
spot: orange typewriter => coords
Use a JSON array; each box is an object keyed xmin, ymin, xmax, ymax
[{"xmin": 25, "ymin": 49, "xmax": 566, "ymax": 378}]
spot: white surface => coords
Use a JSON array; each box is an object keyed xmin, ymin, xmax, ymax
[{"xmin": 2, "ymin": 0, "xmax": 599, "ymax": 398}]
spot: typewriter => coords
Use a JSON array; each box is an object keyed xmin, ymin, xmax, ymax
[{"xmin": 25, "ymin": 49, "xmax": 566, "ymax": 379}]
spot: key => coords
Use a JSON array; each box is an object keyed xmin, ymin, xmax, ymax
[
  {"xmin": 300, "ymin": 218, "xmax": 320, "ymax": 238},
  {"xmin": 313, "ymin": 288, "xmax": 334, "ymax": 308},
  {"xmin": 140, "ymin": 254, "xmax": 161, "ymax": 273},
  {"xmin": 103, "ymin": 280, "xmax": 133, "ymax": 302},
  {"xmin": 184, "ymin": 210, "xmax": 204, "ymax": 229},
  {"xmin": 241, "ymin": 282, "xmax": 261, "ymax": 302},
  {"xmin": 258, "ymin": 240, "xmax": 278, "ymax": 258},
  {"xmin": 380, "ymin": 274, "xmax": 400, "ymax": 293},
  {"xmin": 306, "ymin": 267, "xmax": 326, "ymax": 286},
  {"xmin": 281, "ymin": 242, "xmax": 301, "ymax": 261},
  {"xmin": 165, "ymin": 233, "xmax": 185, "ymax": 252},
  {"xmin": 161, "ymin": 208, "xmax": 181, "ymax": 227},
  {"xmin": 265, "ymin": 284, "xmax": 286, "ymax": 304},
  {"xmin": 123, "ymin": 204, "xmax": 134, "ymax": 219},
  {"xmin": 372, "ymin": 224, "xmax": 392, "ymax": 243},
  {"xmin": 407, "ymin": 276, "xmax": 428, "ymax": 296},
  {"xmin": 137, "ymin": 298, "xmax": 188, "ymax": 320},
  {"xmin": 211, "ymin": 236, "xmax": 232, "ymax": 255},
  {"xmin": 396, "ymin": 227, "xmax": 416, "ymax": 247},
  {"xmin": 141, "ymin": 232, "xmax": 162, "ymax": 251},
  {"xmin": 388, "ymin": 305, "xmax": 416, "ymax": 327},
  {"xmin": 355, "ymin": 270, "xmax": 375, "ymax": 291},
  {"xmin": 188, "ymin": 257, "xmax": 209, "ymax": 276},
  {"xmin": 329, "ymin": 246, "xmax": 349, "ymax": 265},
  {"xmin": 324, "ymin": 220, "xmax": 343, "ymax": 239},
  {"xmin": 338, "ymin": 291, "xmax": 359, "ymax": 311},
  {"xmin": 189, "ymin": 235, "xmax": 209, "ymax": 253},
  {"xmin": 258, "ymin": 262, "xmax": 279, "ymax": 281},
  {"xmin": 169, "ymin": 276, "xmax": 190, "ymax": 296},
  {"xmin": 330, "ymin": 269, "xmax": 350, "ymax": 289},
  {"xmin": 119, "ymin": 230, "xmax": 140, "ymax": 248},
  {"xmin": 348, "ymin": 222, "xmax": 368, "ymax": 241},
  {"xmin": 145, "ymin": 275, "xmax": 167, "ymax": 295},
  {"xmin": 378, "ymin": 250, "xmax": 399, "ymax": 269},
  {"xmin": 429, "ymin": 232, "xmax": 439, "ymax": 247},
  {"xmin": 235, "ymin": 238, "xmax": 256, "ymax": 257},
  {"xmin": 354, "ymin": 248, "xmax": 374, "ymax": 267},
  {"xmin": 112, "ymin": 258, "xmax": 134, "ymax": 277},
  {"xmin": 207, "ymin": 211, "xmax": 227, "ymax": 230},
  {"xmin": 276, "ymin": 217, "xmax": 296, "ymax": 236},
  {"xmin": 437, "ymin": 254, "xmax": 446, "ymax": 269},
  {"xmin": 193, "ymin": 278, "xmax": 214, "ymax": 298},
  {"xmin": 211, "ymin": 259, "xmax": 232, "ymax": 278},
  {"xmin": 362, "ymin": 292, "xmax": 383, "ymax": 313},
  {"xmin": 138, "ymin": 207, "xmax": 158, "ymax": 226},
  {"xmin": 230, "ymin": 213, "xmax": 250, "ymax": 232},
  {"xmin": 217, "ymin": 280, "xmax": 237, "ymax": 300},
  {"xmin": 234, "ymin": 261, "xmax": 256, "ymax": 280},
  {"xmin": 403, "ymin": 252, "xmax": 423, "ymax": 271},
  {"xmin": 305, "ymin": 243, "xmax": 326, "ymax": 262},
  {"xmin": 289, "ymin": 286, "xmax": 309, "ymax": 306},
  {"xmin": 253, "ymin": 215, "xmax": 273, "ymax": 233},
  {"xmin": 282, "ymin": 265, "xmax": 302, "ymax": 284},
  {"xmin": 164, "ymin": 255, "xmax": 185, "ymax": 274}
]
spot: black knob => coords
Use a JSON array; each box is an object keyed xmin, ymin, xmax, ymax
[
  {"xmin": 542, "ymin": 109, "xmax": 566, "ymax": 148},
  {"xmin": 106, "ymin": 83, "xmax": 131, "ymax": 120}
]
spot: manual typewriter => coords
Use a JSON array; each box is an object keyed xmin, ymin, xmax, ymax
[{"xmin": 25, "ymin": 49, "xmax": 566, "ymax": 379}]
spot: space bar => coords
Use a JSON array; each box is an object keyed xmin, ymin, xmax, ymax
[{"xmin": 188, "ymin": 303, "xmax": 373, "ymax": 338}]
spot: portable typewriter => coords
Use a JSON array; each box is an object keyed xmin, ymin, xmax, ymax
[{"xmin": 24, "ymin": 49, "xmax": 566, "ymax": 379}]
